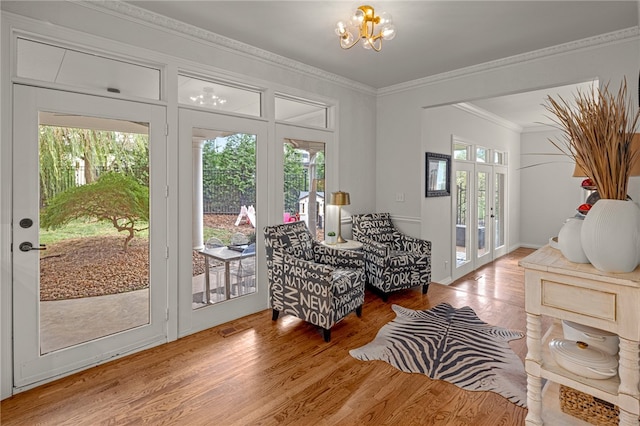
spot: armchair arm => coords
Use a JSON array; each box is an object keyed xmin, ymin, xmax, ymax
[
  {"xmin": 312, "ymin": 242, "xmax": 364, "ymax": 269},
  {"xmin": 396, "ymin": 234, "xmax": 432, "ymax": 255}
]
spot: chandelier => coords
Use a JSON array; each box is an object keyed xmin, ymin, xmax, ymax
[
  {"xmin": 190, "ymin": 87, "xmax": 227, "ymax": 107},
  {"xmin": 334, "ymin": 5, "xmax": 396, "ymax": 52}
]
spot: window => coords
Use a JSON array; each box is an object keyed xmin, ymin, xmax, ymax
[
  {"xmin": 178, "ymin": 75, "xmax": 261, "ymax": 117},
  {"xmin": 275, "ymin": 95, "xmax": 328, "ymax": 128},
  {"xmin": 476, "ymin": 146, "xmax": 488, "ymax": 163},
  {"xmin": 453, "ymin": 142, "xmax": 470, "ymax": 161},
  {"xmin": 17, "ymin": 38, "xmax": 161, "ymax": 100}
]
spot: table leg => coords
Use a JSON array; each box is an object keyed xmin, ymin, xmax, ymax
[
  {"xmin": 204, "ymin": 255, "xmax": 211, "ymax": 304},
  {"xmin": 224, "ymin": 262, "xmax": 231, "ymax": 300},
  {"xmin": 617, "ymin": 337, "xmax": 640, "ymax": 425},
  {"xmin": 525, "ymin": 312, "xmax": 543, "ymax": 425}
]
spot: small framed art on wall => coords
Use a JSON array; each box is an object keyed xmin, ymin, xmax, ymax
[{"xmin": 425, "ymin": 152, "xmax": 451, "ymax": 197}]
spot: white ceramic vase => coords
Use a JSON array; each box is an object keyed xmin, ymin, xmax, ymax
[
  {"xmin": 580, "ymin": 199, "xmax": 640, "ymax": 273},
  {"xmin": 558, "ymin": 217, "xmax": 589, "ymax": 263}
]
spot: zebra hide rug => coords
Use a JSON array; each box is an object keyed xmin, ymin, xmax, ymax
[{"xmin": 349, "ymin": 302, "xmax": 527, "ymax": 407}]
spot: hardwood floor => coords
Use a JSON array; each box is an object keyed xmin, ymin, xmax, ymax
[{"xmin": 1, "ymin": 247, "xmax": 535, "ymax": 425}]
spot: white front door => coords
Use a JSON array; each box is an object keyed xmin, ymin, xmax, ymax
[{"xmin": 12, "ymin": 85, "xmax": 168, "ymax": 389}]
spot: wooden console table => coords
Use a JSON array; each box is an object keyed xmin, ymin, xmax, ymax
[{"xmin": 520, "ymin": 245, "xmax": 640, "ymax": 425}]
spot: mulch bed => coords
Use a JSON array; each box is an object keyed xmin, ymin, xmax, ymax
[
  {"xmin": 40, "ymin": 214, "xmax": 256, "ymax": 301},
  {"xmin": 40, "ymin": 235, "xmax": 149, "ymax": 301}
]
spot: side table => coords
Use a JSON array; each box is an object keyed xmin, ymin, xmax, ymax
[{"xmin": 321, "ymin": 239, "xmax": 363, "ymax": 251}]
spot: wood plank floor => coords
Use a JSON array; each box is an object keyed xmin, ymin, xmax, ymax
[{"xmin": 1, "ymin": 247, "xmax": 535, "ymax": 425}]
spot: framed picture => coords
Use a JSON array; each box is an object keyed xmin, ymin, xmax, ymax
[{"xmin": 425, "ymin": 152, "xmax": 451, "ymax": 197}]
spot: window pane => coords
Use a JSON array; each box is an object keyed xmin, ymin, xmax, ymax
[
  {"xmin": 178, "ymin": 75, "xmax": 261, "ymax": 117},
  {"xmin": 276, "ymin": 96, "xmax": 328, "ymax": 128},
  {"xmin": 283, "ymin": 139, "xmax": 325, "ymax": 241},
  {"xmin": 453, "ymin": 142, "xmax": 469, "ymax": 161},
  {"xmin": 38, "ymin": 114, "xmax": 150, "ymax": 353},
  {"xmin": 494, "ymin": 172, "xmax": 506, "ymax": 248},
  {"xmin": 494, "ymin": 151, "xmax": 505, "ymax": 165},
  {"xmin": 192, "ymin": 130, "xmax": 257, "ymax": 308},
  {"xmin": 18, "ymin": 38, "xmax": 160, "ymax": 100},
  {"xmin": 477, "ymin": 171, "xmax": 488, "ymax": 257},
  {"xmin": 455, "ymin": 170, "xmax": 470, "ymax": 267},
  {"xmin": 476, "ymin": 147, "xmax": 488, "ymax": 163}
]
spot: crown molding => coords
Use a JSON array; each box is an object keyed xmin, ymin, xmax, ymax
[
  {"xmin": 453, "ymin": 103, "xmax": 523, "ymax": 133},
  {"xmin": 82, "ymin": 1, "xmax": 377, "ymax": 95},
  {"xmin": 379, "ymin": 27, "xmax": 640, "ymax": 96},
  {"xmin": 521, "ymin": 124, "xmax": 558, "ymax": 134}
]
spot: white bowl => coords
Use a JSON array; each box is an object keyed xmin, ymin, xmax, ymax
[
  {"xmin": 562, "ymin": 320, "xmax": 619, "ymax": 356},
  {"xmin": 549, "ymin": 339, "xmax": 618, "ymax": 380}
]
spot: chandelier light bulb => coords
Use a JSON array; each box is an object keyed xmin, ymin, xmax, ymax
[
  {"xmin": 335, "ymin": 5, "xmax": 396, "ymax": 52},
  {"xmin": 381, "ymin": 24, "xmax": 396, "ymax": 40},
  {"xmin": 335, "ymin": 21, "xmax": 347, "ymax": 36},
  {"xmin": 378, "ymin": 12, "xmax": 393, "ymax": 26},
  {"xmin": 340, "ymin": 31, "xmax": 355, "ymax": 48},
  {"xmin": 352, "ymin": 8, "xmax": 365, "ymax": 24}
]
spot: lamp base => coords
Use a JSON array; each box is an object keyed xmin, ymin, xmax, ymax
[{"xmin": 337, "ymin": 235, "xmax": 347, "ymax": 243}]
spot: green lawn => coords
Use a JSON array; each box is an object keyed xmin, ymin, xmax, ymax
[
  {"xmin": 39, "ymin": 218, "xmax": 150, "ymax": 245},
  {"xmin": 40, "ymin": 218, "xmax": 238, "ymax": 246}
]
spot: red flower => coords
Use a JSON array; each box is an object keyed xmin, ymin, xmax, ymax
[
  {"xmin": 577, "ymin": 203, "xmax": 592, "ymax": 214},
  {"xmin": 581, "ymin": 178, "xmax": 594, "ymax": 188}
]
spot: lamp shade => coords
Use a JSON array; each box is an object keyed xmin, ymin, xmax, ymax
[{"xmin": 330, "ymin": 191, "xmax": 350, "ymax": 206}]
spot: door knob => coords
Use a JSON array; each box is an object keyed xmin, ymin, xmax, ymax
[{"xmin": 19, "ymin": 242, "xmax": 46, "ymax": 252}]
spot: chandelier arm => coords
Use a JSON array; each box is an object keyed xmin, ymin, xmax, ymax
[
  {"xmin": 340, "ymin": 37, "xmax": 361, "ymax": 50},
  {"xmin": 365, "ymin": 20, "xmax": 375, "ymax": 40}
]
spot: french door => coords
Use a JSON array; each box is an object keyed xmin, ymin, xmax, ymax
[
  {"xmin": 177, "ymin": 108, "xmax": 268, "ymax": 336},
  {"xmin": 12, "ymin": 85, "xmax": 168, "ymax": 388},
  {"xmin": 452, "ymin": 161, "xmax": 507, "ymax": 280}
]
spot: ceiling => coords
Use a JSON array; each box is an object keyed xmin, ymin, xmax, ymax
[
  {"xmin": 126, "ymin": 1, "xmax": 637, "ymax": 90},
  {"xmin": 124, "ymin": 1, "xmax": 637, "ymax": 128}
]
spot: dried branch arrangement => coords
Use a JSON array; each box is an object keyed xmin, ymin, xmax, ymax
[{"xmin": 544, "ymin": 78, "xmax": 640, "ymax": 200}]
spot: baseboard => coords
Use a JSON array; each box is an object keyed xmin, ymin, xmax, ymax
[{"xmin": 434, "ymin": 276, "xmax": 453, "ymax": 285}]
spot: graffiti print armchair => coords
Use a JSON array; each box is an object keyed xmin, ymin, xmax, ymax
[
  {"xmin": 352, "ymin": 213, "xmax": 431, "ymax": 301},
  {"xmin": 264, "ymin": 221, "xmax": 365, "ymax": 342}
]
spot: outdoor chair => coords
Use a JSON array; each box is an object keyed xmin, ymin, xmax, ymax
[
  {"xmin": 352, "ymin": 212, "xmax": 431, "ymax": 301},
  {"xmin": 232, "ymin": 243, "xmax": 256, "ymax": 296},
  {"xmin": 263, "ymin": 221, "xmax": 365, "ymax": 342},
  {"xmin": 230, "ymin": 232, "xmax": 250, "ymax": 246},
  {"xmin": 202, "ymin": 237, "xmax": 224, "ymax": 301}
]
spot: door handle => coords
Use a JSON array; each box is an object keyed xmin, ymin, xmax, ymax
[{"xmin": 19, "ymin": 242, "xmax": 46, "ymax": 252}]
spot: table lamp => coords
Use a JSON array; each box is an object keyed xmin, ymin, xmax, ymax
[{"xmin": 330, "ymin": 191, "xmax": 350, "ymax": 243}]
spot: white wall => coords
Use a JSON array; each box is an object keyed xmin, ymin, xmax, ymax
[
  {"xmin": 520, "ymin": 129, "xmax": 585, "ymax": 248},
  {"xmin": 376, "ymin": 34, "xmax": 640, "ymax": 282},
  {"xmin": 421, "ymin": 105, "xmax": 521, "ymax": 282}
]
